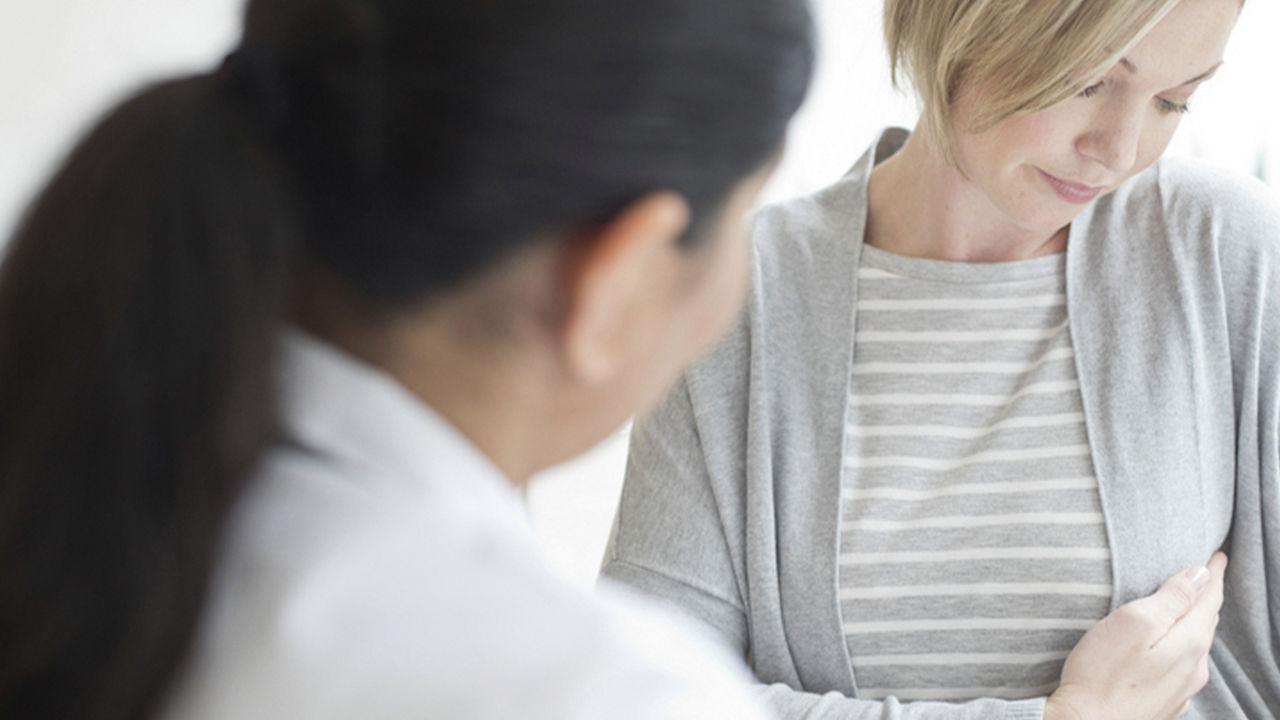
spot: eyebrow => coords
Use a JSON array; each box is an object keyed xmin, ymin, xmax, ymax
[{"xmin": 1118, "ymin": 57, "xmax": 1224, "ymax": 87}]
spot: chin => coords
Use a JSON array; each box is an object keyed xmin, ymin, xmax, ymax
[{"xmin": 1030, "ymin": 195, "xmax": 1096, "ymax": 227}]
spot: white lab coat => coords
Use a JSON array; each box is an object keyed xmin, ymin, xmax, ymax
[{"xmin": 161, "ymin": 331, "xmax": 769, "ymax": 720}]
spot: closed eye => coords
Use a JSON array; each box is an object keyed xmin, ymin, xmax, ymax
[
  {"xmin": 1078, "ymin": 82, "xmax": 1105, "ymax": 98},
  {"xmin": 1157, "ymin": 97, "xmax": 1191, "ymax": 114}
]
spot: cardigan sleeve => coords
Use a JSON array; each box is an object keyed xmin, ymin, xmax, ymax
[
  {"xmin": 602, "ymin": 377, "xmax": 752, "ymax": 656},
  {"xmin": 1203, "ymin": 166, "xmax": 1280, "ymax": 715},
  {"xmin": 1152, "ymin": 158, "xmax": 1280, "ymax": 715}
]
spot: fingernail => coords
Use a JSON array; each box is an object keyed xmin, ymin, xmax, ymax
[{"xmin": 1187, "ymin": 566, "xmax": 1210, "ymax": 590}]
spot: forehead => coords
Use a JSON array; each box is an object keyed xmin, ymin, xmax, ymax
[{"xmin": 1121, "ymin": 0, "xmax": 1240, "ymax": 87}]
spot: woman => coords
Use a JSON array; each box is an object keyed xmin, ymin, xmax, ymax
[
  {"xmin": 603, "ymin": 0, "xmax": 1275, "ymax": 717},
  {"xmin": 0, "ymin": 0, "xmax": 816, "ymax": 718}
]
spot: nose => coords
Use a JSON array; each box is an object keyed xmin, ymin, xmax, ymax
[{"xmin": 1076, "ymin": 106, "xmax": 1143, "ymax": 174}]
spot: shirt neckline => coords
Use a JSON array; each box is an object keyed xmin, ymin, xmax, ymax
[{"xmin": 859, "ymin": 243, "xmax": 1066, "ymax": 284}]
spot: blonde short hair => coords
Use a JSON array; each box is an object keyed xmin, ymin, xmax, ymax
[{"xmin": 884, "ymin": 0, "xmax": 1182, "ymax": 160}]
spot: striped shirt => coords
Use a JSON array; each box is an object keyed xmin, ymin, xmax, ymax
[{"xmin": 839, "ymin": 245, "xmax": 1112, "ymax": 702}]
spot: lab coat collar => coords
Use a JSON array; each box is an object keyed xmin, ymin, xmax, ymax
[{"xmin": 275, "ymin": 329, "xmax": 521, "ymax": 514}]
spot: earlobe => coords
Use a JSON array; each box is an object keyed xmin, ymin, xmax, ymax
[{"xmin": 559, "ymin": 191, "xmax": 691, "ymax": 384}]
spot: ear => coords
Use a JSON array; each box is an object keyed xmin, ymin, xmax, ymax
[{"xmin": 560, "ymin": 191, "xmax": 691, "ymax": 384}]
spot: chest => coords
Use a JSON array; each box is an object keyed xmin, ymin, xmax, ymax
[
  {"xmin": 841, "ymin": 259, "xmax": 1113, "ymax": 700},
  {"xmin": 840, "ymin": 248, "xmax": 1237, "ymax": 607}
]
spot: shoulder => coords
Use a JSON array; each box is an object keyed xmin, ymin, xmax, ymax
[
  {"xmin": 1162, "ymin": 159, "xmax": 1280, "ymax": 291},
  {"xmin": 749, "ymin": 126, "xmax": 900, "ymax": 266},
  {"xmin": 742, "ymin": 160, "xmax": 869, "ymax": 325},
  {"xmin": 749, "ymin": 164, "xmax": 868, "ymax": 274},
  {"xmin": 278, "ymin": 516, "xmax": 763, "ymax": 719},
  {"xmin": 169, "ymin": 453, "xmax": 763, "ymax": 720},
  {"xmin": 1105, "ymin": 158, "xmax": 1280, "ymax": 264},
  {"xmin": 1152, "ymin": 157, "xmax": 1278, "ymax": 219},
  {"xmin": 684, "ymin": 162, "xmax": 869, "ymax": 413}
]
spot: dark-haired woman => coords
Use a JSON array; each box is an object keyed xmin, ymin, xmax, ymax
[{"xmin": 0, "ymin": 0, "xmax": 815, "ymax": 717}]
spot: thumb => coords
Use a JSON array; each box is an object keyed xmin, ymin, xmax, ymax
[{"xmin": 1138, "ymin": 565, "xmax": 1209, "ymax": 632}]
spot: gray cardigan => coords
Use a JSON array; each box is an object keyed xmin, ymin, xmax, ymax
[{"xmin": 602, "ymin": 129, "xmax": 1280, "ymax": 719}]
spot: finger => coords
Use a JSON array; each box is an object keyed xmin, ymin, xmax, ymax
[
  {"xmin": 1207, "ymin": 552, "xmax": 1227, "ymax": 604},
  {"xmin": 1208, "ymin": 551, "xmax": 1229, "ymax": 578},
  {"xmin": 1135, "ymin": 564, "xmax": 1212, "ymax": 634},
  {"xmin": 1156, "ymin": 553, "xmax": 1228, "ymax": 653},
  {"xmin": 1188, "ymin": 553, "xmax": 1228, "ymax": 617}
]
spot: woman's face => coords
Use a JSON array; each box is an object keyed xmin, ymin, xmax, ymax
[{"xmin": 950, "ymin": 0, "xmax": 1242, "ymax": 237}]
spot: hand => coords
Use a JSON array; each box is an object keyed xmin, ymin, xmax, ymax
[{"xmin": 1044, "ymin": 552, "xmax": 1228, "ymax": 720}]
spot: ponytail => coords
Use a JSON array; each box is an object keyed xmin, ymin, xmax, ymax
[{"xmin": 0, "ymin": 69, "xmax": 296, "ymax": 720}]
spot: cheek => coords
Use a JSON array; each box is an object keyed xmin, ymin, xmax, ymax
[
  {"xmin": 696, "ymin": 223, "xmax": 751, "ymax": 339},
  {"xmin": 1009, "ymin": 111, "xmax": 1070, "ymax": 149},
  {"xmin": 965, "ymin": 112, "xmax": 1069, "ymax": 183},
  {"xmin": 720, "ymin": 222, "xmax": 751, "ymax": 305},
  {"xmin": 678, "ymin": 167, "xmax": 773, "ymax": 351},
  {"xmin": 1133, "ymin": 121, "xmax": 1179, "ymax": 176}
]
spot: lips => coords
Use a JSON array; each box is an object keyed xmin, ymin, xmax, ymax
[{"xmin": 1038, "ymin": 169, "xmax": 1105, "ymax": 205}]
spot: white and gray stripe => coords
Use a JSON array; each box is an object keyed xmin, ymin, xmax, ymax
[{"xmin": 840, "ymin": 245, "xmax": 1111, "ymax": 703}]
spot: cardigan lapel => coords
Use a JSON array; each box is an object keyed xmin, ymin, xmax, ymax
[
  {"xmin": 757, "ymin": 129, "xmax": 907, "ymax": 695},
  {"xmin": 1064, "ymin": 169, "xmax": 1236, "ymax": 607}
]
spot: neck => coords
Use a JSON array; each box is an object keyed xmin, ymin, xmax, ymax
[
  {"xmin": 867, "ymin": 125, "xmax": 1068, "ymax": 263},
  {"xmin": 295, "ymin": 259, "xmax": 579, "ymax": 487},
  {"xmin": 379, "ymin": 328, "xmax": 555, "ymax": 486}
]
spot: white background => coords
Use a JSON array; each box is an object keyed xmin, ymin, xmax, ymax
[{"xmin": 3, "ymin": 1, "xmax": 1277, "ymax": 587}]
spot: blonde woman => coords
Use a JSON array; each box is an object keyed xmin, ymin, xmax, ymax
[{"xmin": 603, "ymin": 0, "xmax": 1278, "ymax": 718}]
